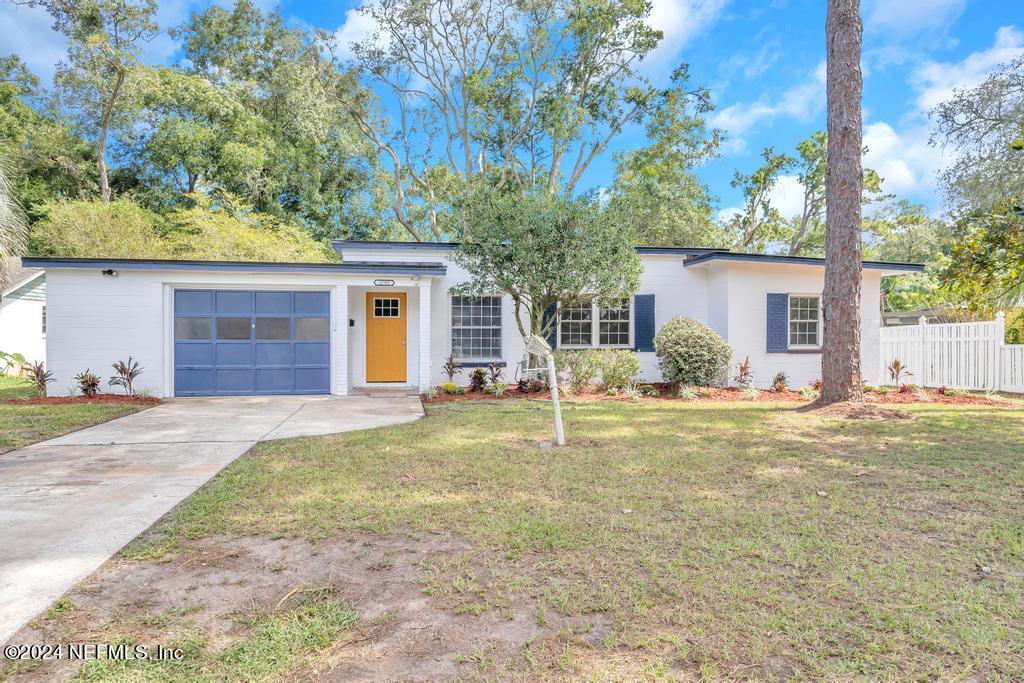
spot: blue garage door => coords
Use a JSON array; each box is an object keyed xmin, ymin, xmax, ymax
[{"xmin": 174, "ymin": 289, "xmax": 331, "ymax": 396}]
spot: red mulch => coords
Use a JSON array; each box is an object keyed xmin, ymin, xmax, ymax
[
  {"xmin": 424, "ymin": 384, "xmax": 1006, "ymax": 406},
  {"xmin": 4, "ymin": 393, "xmax": 160, "ymax": 406}
]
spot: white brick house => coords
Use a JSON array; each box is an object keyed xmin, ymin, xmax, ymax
[{"xmin": 21, "ymin": 242, "xmax": 921, "ymax": 396}]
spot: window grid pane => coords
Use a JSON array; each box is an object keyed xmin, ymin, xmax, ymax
[
  {"xmin": 451, "ymin": 296, "xmax": 502, "ymax": 361},
  {"xmin": 789, "ymin": 296, "xmax": 820, "ymax": 346},
  {"xmin": 559, "ymin": 302, "xmax": 593, "ymax": 346},
  {"xmin": 373, "ymin": 298, "xmax": 400, "ymax": 318},
  {"xmin": 598, "ymin": 299, "xmax": 630, "ymax": 346}
]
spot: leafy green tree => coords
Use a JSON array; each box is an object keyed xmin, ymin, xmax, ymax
[
  {"xmin": 453, "ymin": 187, "xmax": 640, "ymax": 341},
  {"xmin": 171, "ymin": 0, "xmax": 392, "ymax": 240},
  {"xmin": 123, "ymin": 67, "xmax": 269, "ymax": 201},
  {"xmin": 863, "ymin": 199, "xmax": 951, "ymax": 264},
  {"xmin": 942, "ymin": 199, "xmax": 1024, "ymax": 310},
  {"xmin": 29, "ymin": 197, "xmax": 164, "ymax": 258},
  {"xmin": 726, "ymin": 146, "xmax": 794, "ymax": 252},
  {"xmin": 930, "ymin": 55, "xmax": 1024, "ymax": 215},
  {"xmin": 24, "ymin": 0, "xmax": 159, "ymax": 203},
  {"xmin": 610, "ymin": 74, "xmax": 726, "ymax": 247},
  {"xmin": 29, "ymin": 195, "xmax": 335, "ymax": 262},
  {"xmin": 1, "ymin": 55, "xmax": 97, "ymax": 211},
  {"xmin": 782, "ymin": 132, "xmax": 884, "ymax": 256},
  {"xmin": 318, "ymin": 0, "xmax": 711, "ymax": 241}
]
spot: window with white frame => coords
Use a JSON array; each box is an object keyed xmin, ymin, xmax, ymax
[
  {"xmin": 788, "ymin": 295, "xmax": 821, "ymax": 348},
  {"xmin": 451, "ymin": 295, "xmax": 502, "ymax": 361},
  {"xmin": 559, "ymin": 298, "xmax": 631, "ymax": 348}
]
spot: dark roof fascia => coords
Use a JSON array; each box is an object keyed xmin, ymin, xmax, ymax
[
  {"xmin": 20, "ymin": 257, "xmax": 447, "ymax": 276},
  {"xmin": 682, "ymin": 251, "xmax": 924, "ymax": 272},
  {"xmin": 333, "ymin": 240, "xmax": 457, "ymax": 251},
  {"xmin": 334, "ymin": 240, "xmax": 720, "ymax": 257}
]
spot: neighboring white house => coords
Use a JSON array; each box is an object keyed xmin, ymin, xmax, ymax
[
  {"xmin": 21, "ymin": 242, "xmax": 922, "ymax": 397},
  {"xmin": 0, "ymin": 265, "xmax": 46, "ymax": 367}
]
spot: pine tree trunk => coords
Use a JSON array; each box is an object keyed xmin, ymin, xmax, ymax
[{"xmin": 820, "ymin": 0, "xmax": 864, "ymax": 404}]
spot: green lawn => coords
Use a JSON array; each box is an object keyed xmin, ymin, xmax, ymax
[
  {"xmin": 17, "ymin": 399, "xmax": 1024, "ymax": 680},
  {"xmin": 0, "ymin": 376, "xmax": 147, "ymax": 454}
]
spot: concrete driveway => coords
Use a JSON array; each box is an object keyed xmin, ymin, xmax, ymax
[{"xmin": 0, "ymin": 395, "xmax": 423, "ymax": 643}]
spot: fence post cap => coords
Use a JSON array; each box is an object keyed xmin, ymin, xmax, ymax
[{"xmin": 996, "ymin": 311, "xmax": 1006, "ymax": 319}]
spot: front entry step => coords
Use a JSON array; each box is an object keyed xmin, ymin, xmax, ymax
[{"xmin": 351, "ymin": 386, "xmax": 421, "ymax": 398}]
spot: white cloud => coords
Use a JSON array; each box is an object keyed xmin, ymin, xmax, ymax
[
  {"xmin": 914, "ymin": 25, "xmax": 1024, "ymax": 110},
  {"xmin": 767, "ymin": 174, "xmax": 806, "ymax": 219},
  {"xmin": 0, "ymin": 3, "xmax": 66, "ymax": 83},
  {"xmin": 865, "ymin": 0, "xmax": 965, "ymax": 38},
  {"xmin": 643, "ymin": 0, "xmax": 729, "ymax": 72},
  {"xmin": 710, "ymin": 61, "xmax": 825, "ymax": 145},
  {"xmin": 862, "ymin": 121, "xmax": 946, "ymax": 198},
  {"xmin": 332, "ymin": 7, "xmax": 380, "ymax": 61}
]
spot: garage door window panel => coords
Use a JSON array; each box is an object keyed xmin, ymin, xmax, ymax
[
  {"xmin": 217, "ymin": 317, "xmax": 253, "ymax": 340},
  {"xmin": 295, "ymin": 317, "xmax": 330, "ymax": 340},
  {"xmin": 255, "ymin": 318, "xmax": 291, "ymax": 340},
  {"xmin": 175, "ymin": 317, "xmax": 212, "ymax": 340}
]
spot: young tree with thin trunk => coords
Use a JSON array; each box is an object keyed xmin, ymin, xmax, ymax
[
  {"xmin": 820, "ymin": 0, "xmax": 864, "ymax": 404},
  {"xmin": 22, "ymin": 0, "xmax": 159, "ymax": 203}
]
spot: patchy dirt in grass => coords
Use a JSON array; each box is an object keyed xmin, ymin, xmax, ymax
[
  {"xmin": 2, "ymin": 393, "xmax": 160, "ymax": 406},
  {"xmin": 799, "ymin": 400, "xmax": 912, "ymax": 420},
  {"xmin": 4, "ymin": 532, "xmax": 619, "ymax": 682},
  {"xmin": 425, "ymin": 384, "xmax": 1008, "ymax": 406}
]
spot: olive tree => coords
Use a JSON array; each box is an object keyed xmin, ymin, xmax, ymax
[{"xmin": 453, "ymin": 188, "xmax": 640, "ymax": 342}]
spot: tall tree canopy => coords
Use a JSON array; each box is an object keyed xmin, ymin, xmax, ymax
[
  {"xmin": 930, "ymin": 54, "xmax": 1024, "ymax": 216},
  {"xmin": 24, "ymin": 0, "xmax": 159, "ymax": 203},
  {"xmin": 610, "ymin": 78, "xmax": 725, "ymax": 247},
  {"xmin": 317, "ymin": 0, "xmax": 712, "ymax": 241}
]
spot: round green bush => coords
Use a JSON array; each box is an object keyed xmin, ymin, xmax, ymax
[{"xmin": 654, "ymin": 317, "xmax": 733, "ymax": 387}]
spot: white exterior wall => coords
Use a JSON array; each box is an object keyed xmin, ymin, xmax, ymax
[
  {"xmin": 706, "ymin": 262, "xmax": 883, "ymax": 389},
  {"xmin": 42, "ymin": 267, "xmax": 440, "ymax": 397},
  {"xmin": 0, "ymin": 296, "xmax": 46, "ymax": 363},
  {"xmin": 40, "ymin": 246, "xmax": 896, "ymax": 396},
  {"xmin": 336, "ymin": 244, "xmax": 891, "ymax": 389}
]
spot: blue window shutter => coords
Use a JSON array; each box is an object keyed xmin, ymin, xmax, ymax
[
  {"xmin": 766, "ymin": 293, "xmax": 789, "ymax": 352},
  {"xmin": 542, "ymin": 303, "xmax": 558, "ymax": 349},
  {"xmin": 632, "ymin": 294, "xmax": 656, "ymax": 352}
]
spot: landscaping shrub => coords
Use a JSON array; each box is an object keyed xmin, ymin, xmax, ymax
[
  {"xmin": 109, "ymin": 356, "xmax": 143, "ymax": 395},
  {"xmin": 654, "ymin": 317, "xmax": 732, "ymax": 387},
  {"xmin": 595, "ymin": 349, "xmax": 640, "ymax": 390},
  {"xmin": 443, "ymin": 355, "xmax": 461, "ymax": 382},
  {"xmin": 771, "ymin": 371, "xmax": 789, "ymax": 392},
  {"xmin": 734, "ymin": 356, "xmax": 753, "ymax": 388},
  {"xmin": 554, "ymin": 349, "xmax": 601, "ymax": 389},
  {"xmin": 26, "ymin": 361, "xmax": 53, "ymax": 397},
  {"xmin": 486, "ymin": 362, "xmax": 504, "ymax": 385},
  {"xmin": 441, "ymin": 382, "xmax": 459, "ymax": 394},
  {"xmin": 468, "ymin": 368, "xmax": 487, "ymax": 392},
  {"xmin": 677, "ymin": 385, "xmax": 698, "ymax": 401},
  {"xmin": 75, "ymin": 370, "xmax": 101, "ymax": 397}
]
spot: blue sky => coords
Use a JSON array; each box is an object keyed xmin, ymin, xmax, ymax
[{"xmin": 2, "ymin": 0, "xmax": 1021, "ymax": 218}]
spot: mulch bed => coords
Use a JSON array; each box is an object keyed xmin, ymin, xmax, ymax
[
  {"xmin": 3, "ymin": 393, "xmax": 160, "ymax": 406},
  {"xmin": 424, "ymin": 384, "xmax": 1006, "ymax": 406}
]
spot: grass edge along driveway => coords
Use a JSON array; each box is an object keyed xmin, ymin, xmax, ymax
[{"xmin": 0, "ymin": 377, "xmax": 148, "ymax": 454}]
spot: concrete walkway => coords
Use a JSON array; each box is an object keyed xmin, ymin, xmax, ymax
[{"xmin": 0, "ymin": 395, "xmax": 423, "ymax": 643}]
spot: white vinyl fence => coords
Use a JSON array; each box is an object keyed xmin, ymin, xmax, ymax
[{"xmin": 879, "ymin": 312, "xmax": 1024, "ymax": 392}]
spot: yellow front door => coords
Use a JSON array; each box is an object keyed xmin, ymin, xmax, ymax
[{"xmin": 365, "ymin": 292, "xmax": 407, "ymax": 382}]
